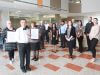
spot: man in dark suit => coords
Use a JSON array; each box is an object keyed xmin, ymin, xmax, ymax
[
  {"xmin": 38, "ymin": 23, "xmax": 45, "ymax": 49},
  {"xmin": 85, "ymin": 17, "xmax": 94, "ymax": 51}
]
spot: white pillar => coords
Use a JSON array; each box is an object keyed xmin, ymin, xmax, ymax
[{"xmin": 0, "ymin": 10, "xmax": 10, "ymax": 29}]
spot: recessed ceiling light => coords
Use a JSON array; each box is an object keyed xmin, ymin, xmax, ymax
[
  {"xmin": 69, "ymin": 0, "xmax": 81, "ymax": 3},
  {"xmin": 76, "ymin": 1, "xmax": 80, "ymax": 3},
  {"xmin": 15, "ymin": 11, "xmax": 21, "ymax": 14},
  {"xmin": 17, "ymin": 11, "xmax": 21, "ymax": 13}
]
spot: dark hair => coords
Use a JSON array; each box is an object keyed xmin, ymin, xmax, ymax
[
  {"xmin": 93, "ymin": 18, "xmax": 98, "ymax": 24},
  {"xmin": 0, "ymin": 28, "xmax": 2, "ymax": 30},
  {"xmin": 90, "ymin": 17, "xmax": 92, "ymax": 19},
  {"xmin": 78, "ymin": 20, "xmax": 83, "ymax": 26},
  {"xmin": 61, "ymin": 21, "xmax": 65, "ymax": 23},
  {"xmin": 52, "ymin": 23, "xmax": 57, "ymax": 29},
  {"xmin": 31, "ymin": 21, "xmax": 36, "ymax": 25},
  {"xmin": 31, "ymin": 21, "xmax": 37, "ymax": 27},
  {"xmin": 94, "ymin": 18, "xmax": 98, "ymax": 21},
  {"xmin": 20, "ymin": 19, "xmax": 27, "ymax": 21}
]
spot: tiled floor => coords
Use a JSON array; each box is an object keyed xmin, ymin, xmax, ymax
[{"xmin": 0, "ymin": 44, "xmax": 100, "ymax": 75}]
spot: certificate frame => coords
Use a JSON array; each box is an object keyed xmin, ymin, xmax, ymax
[
  {"xmin": 7, "ymin": 31, "xmax": 16, "ymax": 43},
  {"xmin": 31, "ymin": 29, "xmax": 39, "ymax": 39}
]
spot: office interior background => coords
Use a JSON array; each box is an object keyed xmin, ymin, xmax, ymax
[
  {"xmin": 0, "ymin": 0, "xmax": 100, "ymax": 28},
  {"xmin": 0, "ymin": 0, "xmax": 100, "ymax": 75}
]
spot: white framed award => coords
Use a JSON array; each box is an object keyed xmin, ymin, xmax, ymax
[
  {"xmin": 31, "ymin": 29, "xmax": 39, "ymax": 39},
  {"xmin": 7, "ymin": 31, "xmax": 16, "ymax": 43}
]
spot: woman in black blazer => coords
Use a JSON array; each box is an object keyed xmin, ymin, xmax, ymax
[
  {"xmin": 2, "ymin": 21, "xmax": 17, "ymax": 64},
  {"xmin": 65, "ymin": 20, "xmax": 76, "ymax": 59}
]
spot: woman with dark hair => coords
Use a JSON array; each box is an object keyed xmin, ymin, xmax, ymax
[
  {"xmin": 51, "ymin": 23, "xmax": 58, "ymax": 53},
  {"xmin": 65, "ymin": 21, "xmax": 76, "ymax": 59},
  {"xmin": 89, "ymin": 18, "xmax": 100, "ymax": 62},
  {"xmin": 76, "ymin": 20, "xmax": 84, "ymax": 53},
  {"xmin": 30, "ymin": 22, "xmax": 40, "ymax": 61}
]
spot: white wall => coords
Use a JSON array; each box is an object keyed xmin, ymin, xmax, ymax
[
  {"xmin": 60, "ymin": 0, "xmax": 68, "ymax": 18},
  {"xmin": 61, "ymin": 0, "xmax": 68, "ymax": 10},
  {"xmin": 20, "ymin": 0, "xmax": 37, "ymax": 4},
  {"xmin": 0, "ymin": 10, "xmax": 10, "ymax": 28},
  {"xmin": 81, "ymin": 0, "xmax": 100, "ymax": 13},
  {"xmin": 43, "ymin": 0, "xmax": 50, "ymax": 7},
  {"xmin": 20, "ymin": 0, "xmax": 50, "ymax": 6}
]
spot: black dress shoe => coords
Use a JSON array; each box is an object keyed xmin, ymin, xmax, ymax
[
  {"xmin": 80, "ymin": 51, "xmax": 83, "ymax": 53},
  {"xmin": 42, "ymin": 47, "xmax": 45, "ymax": 49},
  {"xmin": 60, "ymin": 46, "xmax": 63, "ymax": 48},
  {"xmin": 86, "ymin": 49, "xmax": 90, "ymax": 51},
  {"xmin": 70, "ymin": 56, "xmax": 73, "ymax": 59},
  {"xmin": 26, "ymin": 66, "xmax": 31, "ymax": 71},
  {"xmin": 21, "ymin": 68, "xmax": 27, "ymax": 73},
  {"xmin": 34, "ymin": 58, "xmax": 39, "ymax": 61},
  {"xmin": 31, "ymin": 57, "xmax": 36, "ymax": 60}
]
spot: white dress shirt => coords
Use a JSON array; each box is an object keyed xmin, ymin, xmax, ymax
[
  {"xmin": 16, "ymin": 27, "xmax": 30, "ymax": 43},
  {"xmin": 89, "ymin": 25, "xmax": 100, "ymax": 40},
  {"xmin": 44, "ymin": 24, "xmax": 49, "ymax": 30}
]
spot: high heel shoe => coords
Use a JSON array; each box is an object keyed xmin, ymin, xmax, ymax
[
  {"xmin": 51, "ymin": 50, "xmax": 57, "ymax": 53},
  {"xmin": 31, "ymin": 57, "xmax": 36, "ymax": 60},
  {"xmin": 34, "ymin": 58, "xmax": 39, "ymax": 61}
]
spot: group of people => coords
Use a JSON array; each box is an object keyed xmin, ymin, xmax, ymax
[
  {"xmin": 0, "ymin": 17, "xmax": 100, "ymax": 73},
  {"xmin": 59, "ymin": 17, "xmax": 100, "ymax": 62}
]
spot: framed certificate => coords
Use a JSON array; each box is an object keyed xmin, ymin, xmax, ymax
[
  {"xmin": 7, "ymin": 31, "xmax": 16, "ymax": 43},
  {"xmin": 31, "ymin": 29, "xmax": 39, "ymax": 39}
]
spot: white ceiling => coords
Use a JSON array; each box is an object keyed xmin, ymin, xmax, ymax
[
  {"xmin": 0, "ymin": 0, "xmax": 68, "ymax": 17},
  {"xmin": 0, "ymin": 0, "xmax": 99, "ymax": 17}
]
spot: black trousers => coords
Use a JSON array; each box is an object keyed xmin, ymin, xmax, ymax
[
  {"xmin": 67, "ymin": 40, "xmax": 74, "ymax": 56},
  {"xmin": 90, "ymin": 38, "xmax": 98, "ymax": 58},
  {"xmin": 8, "ymin": 50, "xmax": 14, "ymax": 60},
  {"xmin": 77, "ymin": 36, "xmax": 83, "ymax": 52},
  {"xmin": 34, "ymin": 50, "xmax": 39, "ymax": 58},
  {"xmin": 60, "ymin": 34, "xmax": 66, "ymax": 48},
  {"xmin": 86, "ymin": 36, "xmax": 91, "ymax": 50},
  {"xmin": 45, "ymin": 30, "xmax": 49, "ymax": 43},
  {"xmin": 73, "ymin": 38, "xmax": 76, "ymax": 49},
  {"xmin": 40, "ymin": 36, "xmax": 45, "ymax": 49},
  {"xmin": 18, "ymin": 43, "xmax": 31, "ymax": 69}
]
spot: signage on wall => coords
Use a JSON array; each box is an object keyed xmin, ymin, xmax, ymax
[{"xmin": 37, "ymin": 0, "xmax": 43, "ymax": 8}]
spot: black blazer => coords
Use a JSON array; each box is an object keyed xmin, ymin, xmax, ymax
[
  {"xmin": 85, "ymin": 22, "xmax": 93, "ymax": 34},
  {"xmin": 38, "ymin": 25, "xmax": 45, "ymax": 35},
  {"xmin": 2, "ymin": 27, "xmax": 16, "ymax": 43},
  {"xmin": 65, "ymin": 26, "xmax": 76, "ymax": 39}
]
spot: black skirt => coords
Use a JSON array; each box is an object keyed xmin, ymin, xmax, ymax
[
  {"xmin": 31, "ymin": 42, "xmax": 40, "ymax": 51},
  {"xmin": 51, "ymin": 37, "xmax": 58, "ymax": 45},
  {"xmin": 4, "ymin": 43, "xmax": 17, "ymax": 51},
  {"xmin": 67, "ymin": 40, "xmax": 75, "ymax": 48}
]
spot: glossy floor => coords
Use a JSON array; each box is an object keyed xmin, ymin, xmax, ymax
[{"xmin": 0, "ymin": 44, "xmax": 100, "ymax": 75}]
